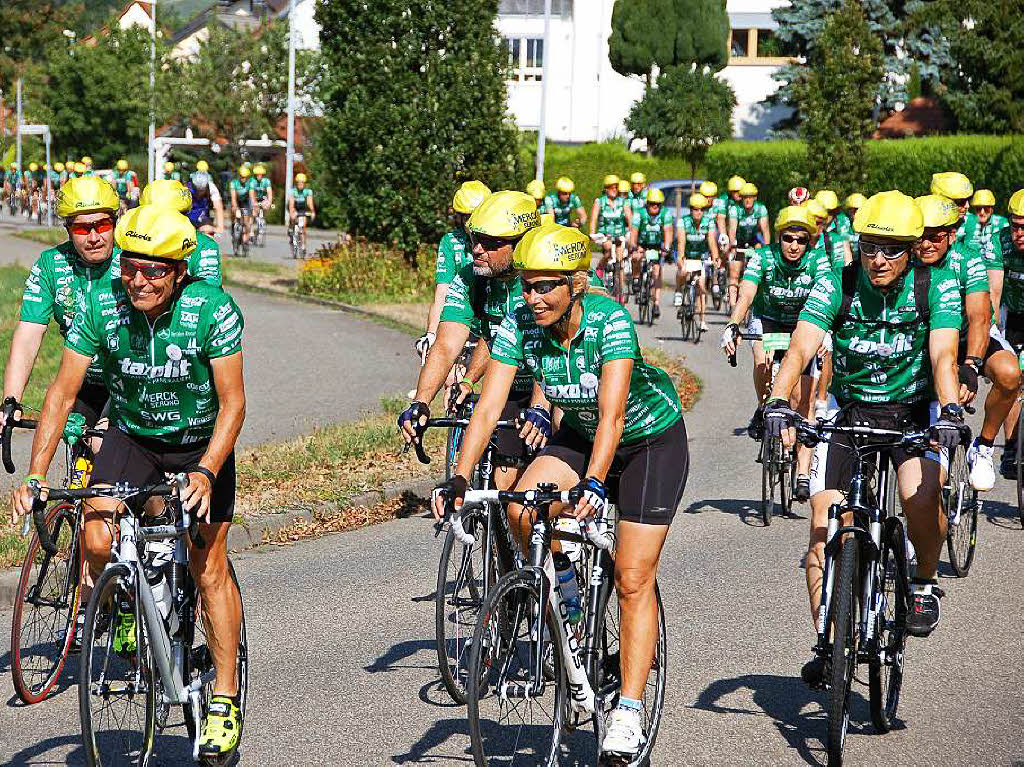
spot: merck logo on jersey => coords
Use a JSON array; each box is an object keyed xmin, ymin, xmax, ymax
[{"xmin": 120, "ymin": 357, "xmax": 191, "ymax": 379}]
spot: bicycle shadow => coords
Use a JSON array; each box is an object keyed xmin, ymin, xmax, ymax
[
  {"xmin": 1, "ymin": 729, "xmax": 210, "ymax": 767},
  {"xmin": 684, "ymin": 497, "xmax": 766, "ymax": 527},
  {"xmin": 1, "ymin": 649, "xmax": 81, "ymax": 708},
  {"xmin": 692, "ymin": 673, "xmax": 883, "ymax": 766},
  {"xmin": 980, "ymin": 499, "xmax": 1024, "ymax": 529},
  {"xmin": 364, "ymin": 638, "xmax": 436, "ymax": 674}
]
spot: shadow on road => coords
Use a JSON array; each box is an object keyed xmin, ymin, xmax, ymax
[
  {"xmin": 684, "ymin": 497, "xmax": 760, "ymax": 525},
  {"xmin": 981, "ymin": 499, "xmax": 1023, "ymax": 529},
  {"xmin": 2, "ymin": 650, "xmax": 80, "ymax": 708},
  {"xmin": 365, "ymin": 638, "xmax": 435, "ymax": 674}
]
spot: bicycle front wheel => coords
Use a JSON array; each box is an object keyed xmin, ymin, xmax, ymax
[
  {"xmin": 761, "ymin": 438, "xmax": 778, "ymax": 526},
  {"xmin": 466, "ymin": 569, "xmax": 566, "ymax": 766},
  {"xmin": 869, "ymin": 517, "xmax": 908, "ymax": 733},
  {"xmin": 826, "ymin": 537, "xmax": 860, "ymax": 767},
  {"xmin": 80, "ymin": 564, "xmax": 156, "ymax": 767},
  {"xmin": 1017, "ymin": 406, "xmax": 1024, "ymax": 528},
  {"xmin": 944, "ymin": 444, "xmax": 978, "ymax": 576},
  {"xmin": 11, "ymin": 502, "xmax": 83, "ymax": 704}
]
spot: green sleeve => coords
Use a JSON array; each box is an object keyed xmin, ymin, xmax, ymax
[
  {"xmin": 961, "ymin": 245, "xmax": 989, "ymax": 294},
  {"xmin": 19, "ymin": 251, "xmax": 57, "ymax": 325},
  {"xmin": 599, "ymin": 304, "xmax": 642, "ymax": 363},
  {"xmin": 489, "ymin": 311, "xmax": 525, "ymax": 366},
  {"xmin": 571, "ymin": 193, "xmax": 582, "ymax": 209},
  {"xmin": 741, "ymin": 246, "xmax": 767, "ymax": 285},
  {"xmin": 204, "ymin": 293, "xmax": 245, "ymax": 358},
  {"xmin": 757, "ymin": 202, "xmax": 769, "ymax": 220},
  {"xmin": 439, "ymin": 266, "xmax": 477, "ymax": 330},
  {"xmin": 435, "ymin": 233, "xmax": 458, "ymax": 285},
  {"xmin": 189, "ymin": 234, "xmax": 223, "ymax": 288},
  {"xmin": 798, "ymin": 270, "xmax": 842, "ymax": 331},
  {"xmin": 928, "ymin": 269, "xmax": 964, "ymax": 330}
]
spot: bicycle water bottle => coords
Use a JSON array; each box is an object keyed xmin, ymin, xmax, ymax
[
  {"xmin": 144, "ymin": 539, "xmax": 176, "ymax": 625},
  {"xmin": 553, "ymin": 552, "xmax": 583, "ymax": 624}
]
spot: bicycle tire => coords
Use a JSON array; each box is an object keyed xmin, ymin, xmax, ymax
[
  {"xmin": 1017, "ymin": 406, "xmax": 1024, "ymax": 529},
  {"xmin": 80, "ymin": 563, "xmax": 156, "ymax": 767},
  {"xmin": 780, "ymin": 442, "xmax": 793, "ymax": 516},
  {"xmin": 467, "ymin": 569, "xmax": 566, "ymax": 766},
  {"xmin": 592, "ymin": 573, "xmax": 667, "ymax": 766},
  {"xmin": 944, "ymin": 444, "xmax": 978, "ymax": 577},
  {"xmin": 444, "ymin": 425, "xmax": 463, "ymax": 482},
  {"xmin": 10, "ymin": 502, "xmax": 83, "ymax": 704},
  {"xmin": 761, "ymin": 438, "xmax": 776, "ymax": 526},
  {"xmin": 435, "ymin": 508, "xmax": 493, "ymax": 704},
  {"xmin": 826, "ymin": 537, "xmax": 859, "ymax": 767},
  {"xmin": 183, "ymin": 560, "xmax": 249, "ymax": 744},
  {"xmin": 869, "ymin": 517, "xmax": 908, "ymax": 733}
]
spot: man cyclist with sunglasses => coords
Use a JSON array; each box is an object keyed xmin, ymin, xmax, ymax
[
  {"xmin": 761, "ymin": 192, "xmax": 964, "ymax": 683},
  {"xmin": 12, "ymin": 205, "xmax": 248, "ymax": 762}
]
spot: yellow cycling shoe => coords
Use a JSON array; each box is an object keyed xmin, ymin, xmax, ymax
[{"xmin": 199, "ymin": 695, "xmax": 242, "ymax": 760}]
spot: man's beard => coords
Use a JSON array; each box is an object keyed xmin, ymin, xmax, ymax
[{"xmin": 472, "ymin": 263, "xmax": 494, "ymax": 277}]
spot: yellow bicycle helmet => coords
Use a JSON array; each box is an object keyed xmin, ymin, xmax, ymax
[
  {"xmin": 525, "ymin": 180, "xmax": 545, "ymax": 200},
  {"xmin": 140, "ymin": 179, "xmax": 192, "ymax": 213},
  {"xmin": 468, "ymin": 190, "xmax": 541, "ymax": 239},
  {"xmin": 555, "ymin": 177, "xmax": 575, "ymax": 194},
  {"xmin": 617, "ymin": 179, "xmax": 630, "ymax": 194},
  {"xmin": 689, "ymin": 193, "xmax": 709, "ymax": 209},
  {"xmin": 845, "ymin": 193, "xmax": 868, "ymax": 210},
  {"xmin": 853, "ymin": 190, "xmax": 923, "ymax": 242},
  {"xmin": 238, "ymin": 166, "xmax": 251, "ymax": 178},
  {"xmin": 55, "ymin": 176, "xmax": 120, "ymax": 218},
  {"xmin": 196, "ymin": 160, "xmax": 210, "ymax": 172},
  {"xmin": 727, "ymin": 175, "xmax": 746, "ymax": 193},
  {"xmin": 739, "ymin": 182, "xmax": 758, "ymax": 197},
  {"xmin": 915, "ymin": 195, "xmax": 960, "ymax": 229},
  {"xmin": 775, "ymin": 205, "xmax": 817, "ymax": 235},
  {"xmin": 295, "ymin": 172, "xmax": 307, "ymax": 183},
  {"xmin": 115, "ymin": 205, "xmax": 196, "ymax": 261},
  {"xmin": 930, "ymin": 172, "xmax": 973, "ymax": 200},
  {"xmin": 971, "ymin": 189, "xmax": 996, "ymax": 207},
  {"xmin": 513, "ymin": 222, "xmax": 591, "ymax": 272},
  {"xmin": 253, "ymin": 164, "xmax": 267, "ymax": 175},
  {"xmin": 815, "ymin": 190, "xmax": 840, "ymax": 211},
  {"xmin": 81, "ymin": 156, "xmax": 93, "ymax": 166},
  {"xmin": 805, "ymin": 200, "xmax": 828, "ymax": 221},
  {"xmin": 646, "ymin": 188, "xmax": 666, "ymax": 204},
  {"xmin": 1007, "ymin": 189, "xmax": 1024, "ymax": 217},
  {"xmin": 699, "ymin": 181, "xmax": 718, "ymax": 198},
  {"xmin": 602, "ymin": 174, "xmax": 620, "ymax": 189},
  {"xmin": 630, "ymin": 172, "xmax": 646, "ymax": 185},
  {"xmin": 453, "ymin": 180, "xmax": 491, "ymax": 214},
  {"xmin": 28, "ymin": 163, "xmax": 38, "ymax": 172},
  {"xmin": 117, "ymin": 159, "xmax": 129, "ymax": 171},
  {"xmin": 163, "ymin": 161, "xmax": 175, "ymax": 173},
  {"xmin": 54, "ymin": 162, "xmax": 65, "ymax": 173}
]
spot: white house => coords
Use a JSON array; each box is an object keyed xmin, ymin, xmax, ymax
[{"xmin": 497, "ymin": 0, "xmax": 794, "ymax": 141}]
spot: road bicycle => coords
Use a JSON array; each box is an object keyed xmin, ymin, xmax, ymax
[
  {"xmin": 677, "ymin": 258, "xmax": 706, "ymax": 343},
  {"xmin": 634, "ymin": 248, "xmax": 660, "ymax": 327},
  {"xmin": 711, "ymin": 263, "xmax": 729, "ymax": 313},
  {"xmin": 289, "ymin": 215, "xmax": 308, "ymax": 259},
  {"xmin": 230, "ymin": 212, "xmax": 250, "ymax": 258},
  {"xmin": 3, "ymin": 398, "xmax": 99, "ymax": 705},
  {"xmin": 254, "ymin": 206, "xmax": 267, "ymax": 247},
  {"xmin": 26, "ymin": 476, "xmax": 248, "ymax": 766},
  {"xmin": 942, "ymin": 438, "xmax": 979, "ymax": 576},
  {"xmin": 592, "ymin": 234, "xmax": 630, "ymax": 306},
  {"xmin": 791, "ymin": 415, "xmax": 964, "ymax": 767},
  {"xmin": 445, "ymin": 484, "xmax": 665, "ymax": 766}
]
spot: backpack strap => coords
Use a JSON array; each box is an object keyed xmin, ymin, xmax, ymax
[
  {"xmin": 832, "ymin": 261, "xmax": 861, "ymax": 331},
  {"xmin": 833, "ymin": 261, "xmax": 931, "ymax": 331},
  {"xmin": 913, "ymin": 263, "xmax": 931, "ymax": 324}
]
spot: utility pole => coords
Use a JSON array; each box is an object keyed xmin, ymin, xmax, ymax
[
  {"xmin": 284, "ymin": 0, "xmax": 297, "ymax": 227},
  {"xmin": 149, "ymin": 0, "xmax": 158, "ymax": 183},
  {"xmin": 16, "ymin": 78, "xmax": 22, "ymax": 173},
  {"xmin": 534, "ymin": 0, "xmax": 553, "ymax": 182}
]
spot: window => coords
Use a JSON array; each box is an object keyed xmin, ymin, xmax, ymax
[
  {"xmin": 504, "ymin": 36, "xmax": 543, "ymax": 82},
  {"xmin": 498, "ymin": 0, "xmax": 572, "ymax": 16},
  {"xmin": 730, "ymin": 29, "xmax": 749, "ymax": 58},
  {"xmin": 757, "ymin": 29, "xmax": 783, "ymax": 58},
  {"xmin": 728, "ymin": 27, "xmax": 792, "ymax": 62}
]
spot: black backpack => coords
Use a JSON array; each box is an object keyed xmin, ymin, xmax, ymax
[{"xmin": 831, "ymin": 261, "xmax": 931, "ymax": 332}]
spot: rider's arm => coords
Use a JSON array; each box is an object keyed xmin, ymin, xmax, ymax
[
  {"xmin": 266, "ymin": 184, "xmax": 274, "ymax": 208},
  {"xmin": 584, "ymin": 358, "xmax": 632, "ymax": 482},
  {"xmin": 589, "ymin": 200, "xmax": 600, "ymax": 236},
  {"xmin": 463, "ymin": 339, "xmax": 491, "ymax": 385},
  {"xmin": 759, "ymin": 216, "xmax": 770, "ymax": 244},
  {"xmin": 628, "ymin": 222, "xmax": 638, "ymax": 251},
  {"xmin": 727, "ymin": 265, "xmax": 759, "ymax": 326},
  {"xmin": 707, "ymin": 226, "xmax": 720, "ymax": 265},
  {"xmin": 728, "ymin": 214, "xmax": 738, "ymax": 246},
  {"xmin": 201, "ymin": 351, "xmax": 246, "ymax": 478},
  {"xmin": 575, "ymin": 205, "xmax": 587, "ymax": 229},
  {"xmin": 425, "ymin": 283, "xmax": 448, "ymax": 336},
  {"xmin": 25, "ymin": 348, "xmax": 91, "ymax": 480},
  {"xmin": 307, "ymin": 193, "xmax": 315, "ymax": 218},
  {"xmin": 414, "ymin": 321, "xmax": 471, "ymax": 404},
  {"xmin": 248, "ymin": 187, "xmax": 257, "ymax": 210},
  {"xmin": 452, "ymin": 359, "xmax": 518, "ymax": 481},
  {"xmin": 930, "ymin": 327, "xmax": 960, "ymax": 407},
  {"xmin": 662, "ymin": 223, "xmax": 673, "ymax": 252},
  {"xmin": 964, "ymin": 290, "xmax": 991, "ymax": 361},
  {"xmin": 768, "ymin": 320, "xmax": 826, "ymax": 402},
  {"xmin": 2, "ymin": 322, "xmax": 48, "ymax": 406}
]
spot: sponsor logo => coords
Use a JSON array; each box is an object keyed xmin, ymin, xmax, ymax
[
  {"xmin": 166, "ymin": 343, "xmax": 183, "ymax": 361},
  {"xmin": 119, "ymin": 357, "xmax": 191, "ymax": 379},
  {"xmin": 180, "ymin": 296, "xmax": 204, "ymax": 308},
  {"xmin": 188, "ymin": 414, "xmax": 216, "ymax": 427},
  {"xmin": 142, "ymin": 391, "xmax": 179, "ymax": 406},
  {"xmin": 544, "ymin": 381, "xmax": 598, "ymax": 400},
  {"xmin": 213, "ymin": 303, "xmax": 233, "ymax": 321},
  {"xmin": 187, "ymin": 380, "xmax": 212, "ymax": 393},
  {"xmin": 139, "ymin": 409, "xmax": 180, "ymax": 423},
  {"xmin": 125, "ymin": 230, "xmax": 152, "ymax": 241},
  {"xmin": 180, "ymin": 310, "xmax": 200, "ymax": 325}
]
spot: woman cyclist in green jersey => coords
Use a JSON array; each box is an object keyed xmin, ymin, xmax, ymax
[
  {"xmin": 674, "ymin": 192, "xmax": 719, "ymax": 332},
  {"xmin": 433, "ymin": 222, "xmax": 688, "ymax": 761}
]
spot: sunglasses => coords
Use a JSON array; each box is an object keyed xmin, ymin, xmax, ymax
[
  {"xmin": 921, "ymin": 228, "xmax": 952, "ymax": 243},
  {"xmin": 68, "ymin": 218, "xmax": 114, "ymax": 236},
  {"xmin": 469, "ymin": 232, "xmax": 515, "ymax": 253},
  {"xmin": 780, "ymin": 233, "xmax": 809, "ymax": 245},
  {"xmin": 121, "ymin": 257, "xmax": 176, "ymax": 280},
  {"xmin": 859, "ymin": 241, "xmax": 910, "ymax": 260},
  {"xmin": 520, "ymin": 278, "xmax": 567, "ymax": 296},
  {"xmin": 1011, "ymin": 222, "xmax": 1024, "ymax": 232}
]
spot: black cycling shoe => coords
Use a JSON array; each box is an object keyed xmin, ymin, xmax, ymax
[
  {"xmin": 906, "ymin": 582, "xmax": 944, "ymax": 637},
  {"xmin": 999, "ymin": 452, "xmax": 1017, "ymax": 480},
  {"xmin": 794, "ymin": 475, "xmax": 811, "ymax": 503},
  {"xmin": 801, "ymin": 653, "xmax": 826, "ymax": 689},
  {"xmin": 652, "ymin": 304, "xmax": 661, "ymax": 320}
]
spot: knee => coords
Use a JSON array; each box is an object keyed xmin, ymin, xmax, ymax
[
  {"xmin": 82, "ymin": 522, "xmax": 112, "ymax": 560},
  {"xmin": 615, "ymin": 565, "xmax": 655, "ymax": 602},
  {"xmin": 992, "ymin": 358, "xmax": 1021, "ymax": 392}
]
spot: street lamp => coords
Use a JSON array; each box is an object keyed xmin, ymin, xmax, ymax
[{"xmin": 137, "ymin": 1, "xmax": 158, "ymax": 183}]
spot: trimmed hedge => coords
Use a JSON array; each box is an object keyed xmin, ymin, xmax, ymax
[{"xmin": 705, "ymin": 135, "xmax": 1024, "ymax": 216}]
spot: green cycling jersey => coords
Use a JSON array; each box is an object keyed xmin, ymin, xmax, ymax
[
  {"xmin": 677, "ymin": 214, "xmax": 716, "ymax": 259},
  {"xmin": 490, "ymin": 291, "xmax": 682, "ymax": 443},
  {"xmin": 799, "ymin": 264, "xmax": 962, "ymax": 404},
  {"xmin": 541, "ymin": 192, "xmax": 583, "ymax": 226},
  {"xmin": 435, "ymin": 228, "xmax": 472, "ymax": 286},
  {"xmin": 710, "ymin": 194, "xmax": 731, "ymax": 219},
  {"xmin": 730, "ymin": 201, "xmax": 768, "ymax": 247},
  {"xmin": 111, "ymin": 169, "xmax": 137, "ymax": 197},
  {"xmin": 813, "ymin": 231, "xmax": 850, "ymax": 269},
  {"xmin": 918, "ymin": 240, "xmax": 989, "ymax": 333},
  {"xmin": 596, "ymin": 195, "xmax": 628, "ymax": 238},
  {"xmin": 633, "ymin": 206, "xmax": 673, "ymax": 248},
  {"xmin": 960, "ymin": 212, "xmax": 1008, "ymax": 270},
  {"xmin": 230, "ymin": 178, "xmax": 255, "ymax": 207},
  {"xmin": 627, "ymin": 189, "xmax": 648, "ymax": 218},
  {"xmin": 253, "ymin": 177, "xmax": 271, "ymax": 202},
  {"xmin": 743, "ymin": 243, "xmax": 833, "ymax": 325},
  {"xmin": 291, "ymin": 187, "xmax": 313, "ymax": 210},
  {"xmin": 999, "ymin": 229, "xmax": 1024, "ymax": 313}
]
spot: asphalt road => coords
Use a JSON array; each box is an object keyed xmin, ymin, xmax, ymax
[{"xmin": 1, "ymin": 268, "xmax": 1022, "ymax": 765}]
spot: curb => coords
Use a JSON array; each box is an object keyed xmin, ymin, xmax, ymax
[{"xmin": 0, "ymin": 476, "xmax": 438, "ymax": 611}]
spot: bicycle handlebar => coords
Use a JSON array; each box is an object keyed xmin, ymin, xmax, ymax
[
  {"xmin": 2, "ymin": 397, "xmax": 38, "ymax": 474},
  {"xmin": 407, "ymin": 417, "xmax": 519, "ymax": 465}
]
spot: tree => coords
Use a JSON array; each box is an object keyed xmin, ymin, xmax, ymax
[
  {"xmin": 793, "ymin": 0, "xmax": 884, "ymax": 189},
  {"xmin": 315, "ymin": 0, "xmax": 522, "ymax": 254},
  {"xmin": 625, "ymin": 65, "xmax": 735, "ymax": 185},
  {"xmin": 765, "ymin": 0, "xmax": 951, "ymax": 132},
  {"xmin": 0, "ymin": 1, "xmax": 83, "ymax": 95},
  {"xmin": 609, "ymin": 0, "xmax": 729, "ymax": 81}
]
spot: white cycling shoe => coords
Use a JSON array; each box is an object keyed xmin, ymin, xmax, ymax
[
  {"xmin": 967, "ymin": 440, "xmax": 996, "ymax": 492},
  {"xmin": 601, "ymin": 706, "xmax": 642, "ymax": 759},
  {"xmin": 672, "ymin": 292, "xmax": 683, "ymax": 307}
]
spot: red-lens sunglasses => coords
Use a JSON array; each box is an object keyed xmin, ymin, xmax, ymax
[
  {"xmin": 120, "ymin": 257, "xmax": 176, "ymax": 280},
  {"xmin": 68, "ymin": 218, "xmax": 114, "ymax": 236}
]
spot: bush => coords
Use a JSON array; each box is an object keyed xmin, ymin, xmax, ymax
[
  {"xmin": 296, "ymin": 240, "xmax": 435, "ymax": 305},
  {"xmin": 705, "ymin": 135, "xmax": 1024, "ymax": 216}
]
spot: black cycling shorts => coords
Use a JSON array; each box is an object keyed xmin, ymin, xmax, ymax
[
  {"xmin": 538, "ymin": 417, "xmax": 689, "ymax": 525},
  {"xmin": 957, "ymin": 324, "xmax": 1013, "ymax": 366},
  {"xmin": 1004, "ymin": 311, "xmax": 1024, "ymax": 353},
  {"xmin": 493, "ymin": 394, "xmax": 533, "ymax": 467},
  {"xmin": 74, "ymin": 382, "xmax": 109, "ymax": 428},
  {"xmin": 90, "ymin": 426, "xmax": 236, "ymax": 524},
  {"xmin": 810, "ymin": 400, "xmax": 933, "ymax": 495}
]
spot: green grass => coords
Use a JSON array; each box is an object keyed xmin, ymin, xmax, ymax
[
  {"xmin": 297, "ymin": 241, "xmax": 435, "ymax": 305},
  {"xmin": 224, "ymin": 258, "xmax": 289, "ymax": 276},
  {"xmin": 0, "ymin": 265, "xmax": 64, "ymax": 410},
  {"xmin": 13, "ymin": 228, "xmax": 65, "ymax": 246}
]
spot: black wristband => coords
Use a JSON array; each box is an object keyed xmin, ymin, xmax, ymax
[
  {"xmin": 191, "ymin": 465, "xmax": 217, "ymax": 485},
  {"xmin": 965, "ymin": 355, "xmax": 984, "ymax": 372}
]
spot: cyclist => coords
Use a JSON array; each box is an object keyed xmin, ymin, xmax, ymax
[
  {"xmin": 814, "ymin": 189, "xmax": 853, "ymax": 265},
  {"xmin": 399, "ymin": 191, "xmax": 551, "ymax": 492},
  {"xmin": 141, "ymin": 179, "xmax": 224, "ymax": 288},
  {"xmin": 162, "ymin": 160, "xmax": 182, "ymax": 182},
  {"xmin": 27, "ymin": 163, "xmax": 43, "ymax": 219},
  {"xmin": 715, "ymin": 175, "xmax": 745, "ymax": 236},
  {"xmin": 1, "ymin": 177, "xmax": 122, "ymax": 438},
  {"xmin": 287, "ymin": 173, "xmax": 316, "ymax": 254},
  {"xmin": 726, "ymin": 182, "xmax": 769, "ymax": 307},
  {"xmin": 46, "ymin": 163, "xmax": 61, "ymax": 194},
  {"xmin": 998, "ymin": 189, "xmax": 1024, "ymax": 476},
  {"xmin": 188, "ymin": 161, "xmax": 225, "ymax": 238},
  {"xmin": 837, "ymin": 192, "xmax": 866, "ymax": 252},
  {"xmin": 590, "ymin": 174, "xmax": 631, "ymax": 288},
  {"xmin": 111, "ymin": 159, "xmax": 140, "ymax": 214},
  {"xmin": 674, "ymin": 192, "xmax": 719, "ymax": 331},
  {"xmin": 628, "ymin": 186, "xmax": 672, "ymax": 318},
  {"xmin": 913, "ymin": 194, "xmax": 1018, "ymax": 491},
  {"xmin": 81, "ymin": 156, "xmax": 94, "ymax": 176},
  {"xmin": 432, "ymin": 222, "xmax": 688, "ymax": 760},
  {"xmin": 806, "ymin": 199, "xmax": 847, "ymax": 268},
  {"xmin": 543, "ymin": 176, "xmax": 586, "ymax": 228},
  {"xmin": 762, "ymin": 191, "xmax": 964, "ymax": 678},
  {"xmin": 12, "ymin": 204, "xmax": 247, "ymax": 761},
  {"xmin": 230, "ymin": 165, "xmax": 257, "ymax": 249},
  {"xmin": 252, "ymin": 163, "xmax": 273, "ymax": 235},
  {"xmin": 721, "ymin": 206, "xmax": 830, "ymax": 497},
  {"xmin": 526, "ymin": 178, "xmax": 546, "ymax": 209},
  {"xmin": 421, "ymin": 180, "xmax": 491, "ymax": 358},
  {"xmin": 961, "ymin": 189, "xmax": 1009, "ymax": 312},
  {"xmin": 627, "ymin": 171, "xmax": 648, "ymax": 219},
  {"xmin": 53, "ymin": 162, "xmax": 66, "ymax": 187}
]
